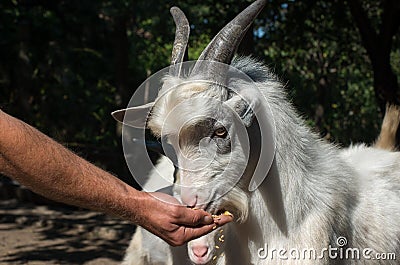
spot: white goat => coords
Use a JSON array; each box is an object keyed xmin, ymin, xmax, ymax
[
  {"xmin": 121, "ymin": 105, "xmax": 400, "ymax": 265},
  {"xmin": 122, "ymin": 107, "xmax": 400, "ymax": 265},
  {"xmin": 115, "ymin": 0, "xmax": 400, "ymax": 264}
]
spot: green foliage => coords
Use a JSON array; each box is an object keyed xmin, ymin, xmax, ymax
[
  {"xmin": 1, "ymin": 0, "xmax": 399, "ymax": 174},
  {"xmin": 259, "ymin": 0, "xmax": 383, "ymax": 145}
]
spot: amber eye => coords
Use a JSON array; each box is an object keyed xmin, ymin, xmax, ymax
[{"xmin": 213, "ymin": 127, "xmax": 228, "ymax": 138}]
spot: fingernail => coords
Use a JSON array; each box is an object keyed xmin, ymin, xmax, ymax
[{"xmin": 203, "ymin": 215, "xmax": 213, "ymax": 224}]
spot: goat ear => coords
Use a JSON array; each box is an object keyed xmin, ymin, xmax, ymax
[
  {"xmin": 111, "ymin": 102, "xmax": 154, "ymax": 128},
  {"xmin": 225, "ymin": 90, "xmax": 260, "ymax": 127}
]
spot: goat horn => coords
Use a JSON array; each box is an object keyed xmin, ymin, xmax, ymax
[
  {"xmin": 191, "ymin": 0, "xmax": 266, "ymax": 82},
  {"xmin": 170, "ymin": 7, "xmax": 190, "ymax": 77}
]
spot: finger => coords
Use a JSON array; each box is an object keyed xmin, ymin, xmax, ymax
[
  {"xmin": 175, "ymin": 208, "xmax": 213, "ymax": 226},
  {"xmin": 212, "ymin": 214, "xmax": 233, "ymax": 226},
  {"xmin": 182, "ymin": 223, "xmax": 217, "ymax": 242}
]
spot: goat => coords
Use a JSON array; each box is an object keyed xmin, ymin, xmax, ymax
[
  {"xmin": 118, "ymin": 113, "xmax": 393, "ymax": 259},
  {"xmin": 114, "ymin": 0, "xmax": 400, "ymax": 264},
  {"xmin": 123, "ymin": 112, "xmax": 400, "ymax": 265}
]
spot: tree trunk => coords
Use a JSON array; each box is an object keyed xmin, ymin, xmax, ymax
[
  {"xmin": 11, "ymin": 19, "xmax": 34, "ymax": 120},
  {"xmin": 113, "ymin": 15, "xmax": 130, "ymax": 108},
  {"xmin": 371, "ymin": 52, "xmax": 400, "ymax": 110},
  {"xmin": 347, "ymin": 0, "xmax": 400, "ymax": 111},
  {"xmin": 112, "ymin": 14, "xmax": 139, "ymax": 187}
]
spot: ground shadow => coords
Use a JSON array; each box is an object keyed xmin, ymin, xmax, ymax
[{"xmin": 0, "ymin": 199, "xmax": 136, "ymax": 264}]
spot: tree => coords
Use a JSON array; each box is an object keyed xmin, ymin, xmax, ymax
[
  {"xmin": 347, "ymin": 0, "xmax": 400, "ymax": 109},
  {"xmin": 1, "ymin": 0, "xmax": 399, "ymax": 183}
]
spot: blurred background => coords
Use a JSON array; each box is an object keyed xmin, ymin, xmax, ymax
[
  {"xmin": 0, "ymin": 0, "xmax": 399, "ymax": 264},
  {"xmin": 1, "ymin": 0, "xmax": 399, "ymax": 178}
]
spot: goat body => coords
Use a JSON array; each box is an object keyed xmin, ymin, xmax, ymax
[
  {"xmin": 146, "ymin": 57, "xmax": 400, "ymax": 264},
  {"xmin": 121, "ymin": 58, "xmax": 400, "ymax": 265},
  {"xmin": 115, "ymin": 1, "xmax": 400, "ymax": 264}
]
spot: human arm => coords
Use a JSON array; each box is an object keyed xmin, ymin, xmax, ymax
[{"xmin": 0, "ymin": 109, "xmax": 232, "ymax": 245}]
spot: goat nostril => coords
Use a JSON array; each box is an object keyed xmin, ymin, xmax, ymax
[{"xmin": 192, "ymin": 245, "xmax": 208, "ymax": 258}]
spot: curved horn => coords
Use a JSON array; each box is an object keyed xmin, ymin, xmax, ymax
[
  {"xmin": 191, "ymin": 0, "xmax": 266, "ymax": 82},
  {"xmin": 169, "ymin": 7, "xmax": 190, "ymax": 77}
]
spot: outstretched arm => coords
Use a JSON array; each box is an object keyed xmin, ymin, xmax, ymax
[{"xmin": 0, "ymin": 109, "xmax": 232, "ymax": 246}]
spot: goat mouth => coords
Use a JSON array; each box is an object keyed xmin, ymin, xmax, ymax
[
  {"xmin": 215, "ymin": 209, "xmax": 233, "ymax": 217},
  {"xmin": 209, "ymin": 207, "xmax": 236, "ymax": 221},
  {"xmin": 190, "ymin": 255, "xmax": 212, "ymax": 265},
  {"xmin": 209, "ymin": 187, "xmax": 249, "ymax": 223},
  {"xmin": 207, "ymin": 197, "xmax": 248, "ymax": 223}
]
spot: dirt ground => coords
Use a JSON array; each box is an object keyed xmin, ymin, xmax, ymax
[{"xmin": 0, "ymin": 199, "xmax": 135, "ymax": 265}]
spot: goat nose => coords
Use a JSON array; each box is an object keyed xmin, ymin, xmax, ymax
[
  {"xmin": 181, "ymin": 187, "xmax": 197, "ymax": 207},
  {"xmin": 181, "ymin": 193, "xmax": 197, "ymax": 208},
  {"xmin": 192, "ymin": 245, "xmax": 208, "ymax": 258}
]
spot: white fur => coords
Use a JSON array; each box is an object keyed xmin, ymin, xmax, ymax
[
  {"xmin": 124, "ymin": 145, "xmax": 400, "ymax": 265},
  {"xmin": 139, "ymin": 57, "xmax": 400, "ymax": 265}
]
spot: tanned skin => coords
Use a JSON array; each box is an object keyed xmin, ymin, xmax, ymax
[{"xmin": 0, "ymin": 110, "xmax": 232, "ymax": 246}]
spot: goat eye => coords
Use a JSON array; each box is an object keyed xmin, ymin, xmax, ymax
[{"xmin": 213, "ymin": 127, "xmax": 228, "ymax": 138}]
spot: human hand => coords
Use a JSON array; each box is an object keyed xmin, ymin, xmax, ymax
[{"xmin": 136, "ymin": 191, "xmax": 233, "ymax": 246}]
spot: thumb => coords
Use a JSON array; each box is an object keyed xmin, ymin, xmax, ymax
[{"xmin": 177, "ymin": 208, "xmax": 213, "ymax": 226}]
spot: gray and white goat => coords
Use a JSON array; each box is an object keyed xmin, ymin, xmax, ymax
[
  {"xmin": 114, "ymin": 0, "xmax": 400, "ymax": 264},
  {"xmin": 121, "ymin": 108, "xmax": 400, "ymax": 265}
]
